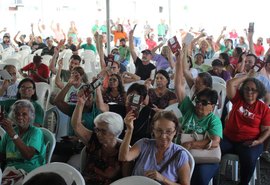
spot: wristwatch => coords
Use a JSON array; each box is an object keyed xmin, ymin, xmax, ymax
[{"xmin": 12, "ymin": 134, "xmax": 19, "ymax": 140}]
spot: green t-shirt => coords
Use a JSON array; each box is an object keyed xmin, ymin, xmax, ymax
[
  {"xmin": 193, "ymin": 63, "xmax": 212, "ymax": 73},
  {"xmin": 178, "ymin": 96, "xmax": 222, "ymax": 138},
  {"xmin": 91, "ymin": 25, "xmax": 99, "ymax": 34},
  {"xmin": 0, "ymin": 125, "xmax": 46, "ymax": 172},
  {"xmin": 118, "ymin": 46, "xmax": 130, "ymax": 62},
  {"xmin": 0, "ymin": 99, "xmax": 44, "ymax": 126},
  {"xmin": 100, "ymin": 25, "xmax": 107, "ymax": 33},
  {"xmin": 81, "ymin": 44, "xmax": 97, "ymax": 53},
  {"xmin": 220, "ymin": 45, "xmax": 233, "ymax": 56}
]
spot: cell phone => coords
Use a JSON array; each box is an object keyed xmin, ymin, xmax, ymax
[
  {"xmin": 167, "ymin": 36, "xmax": 181, "ymax": 54},
  {"xmin": 0, "ymin": 70, "xmax": 12, "ymax": 80},
  {"xmin": 183, "ymin": 33, "xmax": 194, "ymax": 46},
  {"xmin": 248, "ymin": 22, "xmax": 254, "ymax": 33},
  {"xmin": 127, "ymin": 94, "xmax": 142, "ymax": 118},
  {"xmin": 150, "ymin": 69, "xmax": 156, "ymax": 80},
  {"xmin": 252, "ymin": 59, "xmax": 265, "ymax": 72},
  {"xmin": 133, "ymin": 24, "xmax": 137, "ymax": 31},
  {"xmin": 267, "ymin": 38, "xmax": 270, "ymax": 44},
  {"xmin": 80, "ymin": 84, "xmax": 93, "ymax": 97}
]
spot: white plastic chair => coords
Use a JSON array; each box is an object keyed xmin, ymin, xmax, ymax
[
  {"xmin": 33, "ymin": 49, "xmax": 43, "ymax": 56},
  {"xmin": 40, "ymin": 127, "xmax": 56, "ymax": 163},
  {"xmin": 164, "ymin": 103, "xmax": 182, "ymax": 119},
  {"xmin": 80, "ymin": 50, "xmax": 97, "ymax": 74},
  {"xmin": 2, "ymin": 58, "xmax": 21, "ymax": 69},
  {"xmin": 19, "ymin": 45, "xmax": 31, "ymax": 53},
  {"xmin": 180, "ymin": 146, "xmax": 195, "ymax": 180},
  {"xmin": 41, "ymin": 55, "xmax": 52, "ymax": 66},
  {"xmin": 110, "ymin": 176, "xmax": 161, "ymax": 185},
  {"xmin": 58, "ymin": 49, "xmax": 73, "ymax": 70},
  {"xmin": 212, "ymin": 82, "xmax": 227, "ymax": 118},
  {"xmin": 22, "ymin": 162, "xmax": 85, "ymax": 185},
  {"xmin": 35, "ymin": 82, "xmax": 51, "ymax": 110},
  {"xmin": 212, "ymin": 76, "xmax": 226, "ymax": 86},
  {"xmin": 219, "ymin": 154, "xmax": 260, "ymax": 185},
  {"xmin": 0, "ymin": 126, "xmax": 6, "ymax": 138}
]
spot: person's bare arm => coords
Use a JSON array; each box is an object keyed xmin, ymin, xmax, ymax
[
  {"xmin": 247, "ymin": 31, "xmax": 255, "ymax": 55},
  {"xmin": 71, "ymin": 93, "xmax": 93, "ymax": 145},
  {"xmin": 55, "ymin": 59, "xmax": 65, "ymax": 89},
  {"xmin": 151, "ymin": 42, "xmax": 163, "ymax": 54},
  {"xmin": 95, "ymin": 86, "xmax": 109, "ymax": 112},
  {"xmin": 49, "ymin": 47, "xmax": 60, "ymax": 75},
  {"xmin": 13, "ymin": 31, "xmax": 20, "ymax": 45},
  {"xmin": 54, "ymin": 82, "xmax": 72, "ymax": 115},
  {"xmin": 122, "ymin": 72, "xmax": 141, "ymax": 83},
  {"xmin": 128, "ymin": 30, "xmax": 138, "ymax": 62}
]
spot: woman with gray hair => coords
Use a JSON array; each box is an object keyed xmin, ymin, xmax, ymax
[
  {"xmin": 71, "ymin": 92, "xmax": 132, "ymax": 185},
  {"xmin": 0, "ymin": 99, "xmax": 46, "ymax": 181}
]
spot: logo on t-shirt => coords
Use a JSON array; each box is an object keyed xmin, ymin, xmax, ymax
[{"xmin": 238, "ymin": 106, "xmax": 255, "ymax": 119}]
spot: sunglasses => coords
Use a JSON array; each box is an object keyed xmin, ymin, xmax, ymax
[{"xmin": 195, "ymin": 98, "xmax": 212, "ymax": 106}]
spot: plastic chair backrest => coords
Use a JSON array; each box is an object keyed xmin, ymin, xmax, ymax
[
  {"xmin": 180, "ymin": 146, "xmax": 195, "ymax": 179},
  {"xmin": 212, "ymin": 76, "xmax": 226, "ymax": 86},
  {"xmin": 0, "ymin": 126, "xmax": 6, "ymax": 138},
  {"xmin": 40, "ymin": 128, "xmax": 56, "ymax": 163},
  {"xmin": 22, "ymin": 162, "xmax": 85, "ymax": 185},
  {"xmin": 35, "ymin": 82, "xmax": 51, "ymax": 110},
  {"xmin": 19, "ymin": 45, "xmax": 31, "ymax": 53},
  {"xmin": 33, "ymin": 49, "xmax": 43, "ymax": 56},
  {"xmin": 212, "ymin": 82, "xmax": 227, "ymax": 118},
  {"xmin": 110, "ymin": 176, "xmax": 161, "ymax": 185},
  {"xmin": 2, "ymin": 58, "xmax": 20, "ymax": 69},
  {"xmin": 41, "ymin": 55, "xmax": 52, "ymax": 66},
  {"xmin": 164, "ymin": 103, "xmax": 182, "ymax": 118}
]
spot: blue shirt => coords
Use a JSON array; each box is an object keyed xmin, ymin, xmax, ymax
[{"xmin": 133, "ymin": 138, "xmax": 189, "ymax": 183}]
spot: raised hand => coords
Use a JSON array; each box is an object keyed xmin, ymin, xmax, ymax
[{"xmin": 124, "ymin": 111, "xmax": 136, "ymax": 131}]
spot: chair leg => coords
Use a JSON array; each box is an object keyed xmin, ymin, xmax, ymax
[{"xmin": 232, "ymin": 160, "xmax": 239, "ymax": 181}]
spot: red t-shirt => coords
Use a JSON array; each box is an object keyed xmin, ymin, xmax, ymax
[
  {"xmin": 253, "ymin": 44, "xmax": 264, "ymax": 57},
  {"xmin": 224, "ymin": 91, "xmax": 270, "ymax": 142},
  {"xmin": 146, "ymin": 39, "xmax": 157, "ymax": 50},
  {"xmin": 22, "ymin": 63, "xmax": 50, "ymax": 82}
]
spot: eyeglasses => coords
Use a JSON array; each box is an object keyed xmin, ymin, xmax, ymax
[
  {"xmin": 195, "ymin": 98, "xmax": 212, "ymax": 106},
  {"xmin": 109, "ymin": 78, "xmax": 118, "ymax": 82},
  {"xmin": 20, "ymin": 86, "xmax": 33, "ymax": 90},
  {"xmin": 94, "ymin": 127, "xmax": 109, "ymax": 135},
  {"xmin": 243, "ymin": 87, "xmax": 258, "ymax": 93},
  {"xmin": 153, "ymin": 128, "xmax": 175, "ymax": 137}
]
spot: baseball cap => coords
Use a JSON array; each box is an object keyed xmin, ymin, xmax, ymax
[
  {"xmin": 3, "ymin": 33, "xmax": 10, "ymax": 38},
  {"xmin": 141, "ymin": 49, "xmax": 152, "ymax": 55}
]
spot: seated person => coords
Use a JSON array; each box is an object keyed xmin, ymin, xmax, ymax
[
  {"xmin": 102, "ymin": 73, "xmax": 126, "ymax": 106},
  {"xmin": 19, "ymin": 55, "xmax": 50, "ymax": 83},
  {"xmin": 71, "ymin": 100, "xmax": 132, "ymax": 184},
  {"xmin": 192, "ymin": 53, "xmax": 211, "ymax": 73},
  {"xmin": 0, "ymin": 100, "xmax": 46, "ymax": 183},
  {"xmin": 208, "ymin": 59, "xmax": 231, "ymax": 81},
  {"xmin": 96, "ymin": 83, "xmax": 155, "ymax": 145},
  {"xmin": 41, "ymin": 37, "xmax": 55, "ymax": 56},
  {"xmin": 0, "ymin": 78, "xmax": 44, "ymax": 126},
  {"xmin": 119, "ymin": 111, "xmax": 190, "ymax": 185},
  {"xmin": 175, "ymin": 48, "xmax": 222, "ymax": 185},
  {"xmin": 0, "ymin": 65, "xmax": 19, "ymax": 98},
  {"xmin": 77, "ymin": 37, "xmax": 97, "ymax": 53},
  {"xmin": 151, "ymin": 43, "xmax": 174, "ymax": 71},
  {"xmin": 145, "ymin": 70, "xmax": 177, "ymax": 110}
]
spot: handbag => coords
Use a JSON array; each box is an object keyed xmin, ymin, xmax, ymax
[{"xmin": 180, "ymin": 132, "xmax": 221, "ymax": 164}]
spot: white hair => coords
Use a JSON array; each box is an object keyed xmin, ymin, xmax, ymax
[{"xmin": 94, "ymin": 112, "xmax": 123, "ymax": 137}]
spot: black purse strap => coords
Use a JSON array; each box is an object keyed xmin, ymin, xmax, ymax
[{"xmin": 159, "ymin": 150, "xmax": 182, "ymax": 173}]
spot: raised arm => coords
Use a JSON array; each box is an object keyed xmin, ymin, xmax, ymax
[
  {"xmin": 95, "ymin": 86, "xmax": 109, "ymax": 112},
  {"xmin": 226, "ymin": 72, "xmax": 250, "ymax": 100},
  {"xmin": 247, "ymin": 31, "xmax": 255, "ymax": 55},
  {"xmin": 54, "ymin": 82, "xmax": 72, "ymax": 115},
  {"xmin": 13, "ymin": 31, "xmax": 20, "ymax": 45},
  {"xmin": 151, "ymin": 42, "xmax": 163, "ymax": 54},
  {"xmin": 49, "ymin": 47, "xmax": 60, "ymax": 75},
  {"xmin": 128, "ymin": 30, "xmax": 138, "ymax": 62},
  {"xmin": 54, "ymin": 58, "xmax": 65, "ymax": 89},
  {"xmin": 174, "ymin": 48, "xmax": 186, "ymax": 104},
  {"xmin": 71, "ymin": 92, "xmax": 92, "ymax": 145},
  {"xmin": 119, "ymin": 111, "xmax": 141, "ymax": 161},
  {"xmin": 215, "ymin": 27, "xmax": 226, "ymax": 48}
]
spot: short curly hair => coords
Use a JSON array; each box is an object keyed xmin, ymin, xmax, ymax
[{"xmin": 239, "ymin": 78, "xmax": 266, "ymax": 100}]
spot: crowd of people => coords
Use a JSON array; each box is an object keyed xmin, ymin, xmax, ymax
[{"xmin": 0, "ymin": 17, "xmax": 270, "ymax": 185}]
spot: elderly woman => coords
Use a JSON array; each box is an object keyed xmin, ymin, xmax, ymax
[
  {"xmin": 102, "ymin": 73, "xmax": 126, "ymax": 106},
  {"xmin": 0, "ymin": 78, "xmax": 44, "ymax": 126},
  {"xmin": 175, "ymin": 48, "xmax": 222, "ymax": 185},
  {"xmin": 222, "ymin": 73, "xmax": 270, "ymax": 185},
  {"xmin": 71, "ymin": 92, "xmax": 132, "ymax": 185},
  {"xmin": 0, "ymin": 100, "xmax": 46, "ymax": 176},
  {"xmin": 146, "ymin": 69, "xmax": 177, "ymax": 110},
  {"xmin": 119, "ymin": 111, "xmax": 190, "ymax": 185}
]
